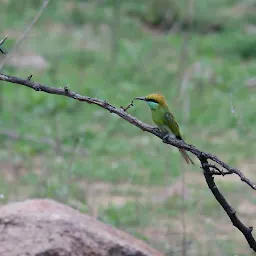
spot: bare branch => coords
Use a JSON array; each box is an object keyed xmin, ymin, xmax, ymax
[
  {"xmin": 0, "ymin": 0, "xmax": 50, "ymax": 70},
  {"xmin": 0, "ymin": 72, "xmax": 254, "ymax": 188},
  {"xmin": 0, "ymin": 71, "xmax": 256, "ymax": 251},
  {"xmin": 201, "ymin": 158, "xmax": 256, "ymax": 251}
]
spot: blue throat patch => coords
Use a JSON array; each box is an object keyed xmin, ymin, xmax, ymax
[{"xmin": 147, "ymin": 101, "xmax": 159, "ymax": 110}]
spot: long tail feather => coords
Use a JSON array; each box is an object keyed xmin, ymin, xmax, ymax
[{"xmin": 178, "ymin": 148, "xmax": 194, "ymax": 165}]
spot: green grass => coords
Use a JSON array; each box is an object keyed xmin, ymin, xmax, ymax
[{"xmin": 0, "ymin": 0, "xmax": 256, "ymax": 255}]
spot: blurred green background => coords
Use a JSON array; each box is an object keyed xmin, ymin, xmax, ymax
[{"xmin": 0, "ymin": 0, "xmax": 256, "ymax": 255}]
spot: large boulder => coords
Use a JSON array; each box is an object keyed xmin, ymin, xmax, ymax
[{"xmin": 0, "ymin": 199, "xmax": 163, "ymax": 256}]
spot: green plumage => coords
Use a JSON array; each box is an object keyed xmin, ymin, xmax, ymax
[{"xmin": 149, "ymin": 104, "xmax": 182, "ymax": 138}]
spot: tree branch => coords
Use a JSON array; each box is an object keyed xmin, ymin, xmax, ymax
[
  {"xmin": 0, "ymin": 73, "xmax": 254, "ymax": 188},
  {"xmin": 0, "ymin": 71, "xmax": 256, "ymax": 251},
  {"xmin": 201, "ymin": 157, "xmax": 256, "ymax": 251}
]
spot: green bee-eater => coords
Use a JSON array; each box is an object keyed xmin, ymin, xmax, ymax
[{"xmin": 135, "ymin": 93, "xmax": 194, "ymax": 164}]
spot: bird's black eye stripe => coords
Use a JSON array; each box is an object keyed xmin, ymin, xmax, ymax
[{"xmin": 146, "ymin": 99, "xmax": 158, "ymax": 103}]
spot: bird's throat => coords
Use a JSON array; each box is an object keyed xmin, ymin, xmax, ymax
[{"xmin": 147, "ymin": 101, "xmax": 159, "ymax": 110}]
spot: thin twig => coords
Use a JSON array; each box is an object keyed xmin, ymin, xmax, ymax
[
  {"xmin": 0, "ymin": 71, "xmax": 256, "ymax": 251},
  {"xmin": 27, "ymin": 74, "xmax": 33, "ymax": 81},
  {"xmin": 201, "ymin": 157, "xmax": 256, "ymax": 252},
  {"xmin": 121, "ymin": 100, "xmax": 134, "ymax": 112},
  {"xmin": 0, "ymin": 0, "xmax": 50, "ymax": 70}
]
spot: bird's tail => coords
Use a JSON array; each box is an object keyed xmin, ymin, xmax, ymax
[{"xmin": 178, "ymin": 148, "xmax": 194, "ymax": 165}]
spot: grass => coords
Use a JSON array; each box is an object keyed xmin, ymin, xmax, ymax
[{"xmin": 0, "ymin": 0, "xmax": 256, "ymax": 255}]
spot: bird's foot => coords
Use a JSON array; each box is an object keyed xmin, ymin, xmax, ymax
[
  {"xmin": 162, "ymin": 134, "xmax": 169, "ymax": 144},
  {"xmin": 152, "ymin": 127, "xmax": 161, "ymax": 133}
]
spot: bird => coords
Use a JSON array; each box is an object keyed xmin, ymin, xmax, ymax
[{"xmin": 135, "ymin": 93, "xmax": 194, "ymax": 164}]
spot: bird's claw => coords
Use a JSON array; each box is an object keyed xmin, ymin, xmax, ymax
[
  {"xmin": 162, "ymin": 134, "xmax": 169, "ymax": 143},
  {"xmin": 152, "ymin": 127, "xmax": 161, "ymax": 133}
]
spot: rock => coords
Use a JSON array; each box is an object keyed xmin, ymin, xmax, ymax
[{"xmin": 0, "ymin": 199, "xmax": 163, "ymax": 256}]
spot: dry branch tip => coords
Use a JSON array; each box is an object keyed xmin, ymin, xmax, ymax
[
  {"xmin": 64, "ymin": 85, "xmax": 69, "ymax": 93},
  {"xmin": 120, "ymin": 100, "xmax": 134, "ymax": 112},
  {"xmin": 27, "ymin": 74, "xmax": 33, "ymax": 81}
]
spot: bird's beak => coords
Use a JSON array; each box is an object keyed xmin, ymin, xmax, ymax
[{"xmin": 134, "ymin": 97, "xmax": 146, "ymax": 101}]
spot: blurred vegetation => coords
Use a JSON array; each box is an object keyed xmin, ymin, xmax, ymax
[{"xmin": 0, "ymin": 0, "xmax": 256, "ymax": 255}]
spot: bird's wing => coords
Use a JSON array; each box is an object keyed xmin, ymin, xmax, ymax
[{"xmin": 163, "ymin": 111, "xmax": 182, "ymax": 138}]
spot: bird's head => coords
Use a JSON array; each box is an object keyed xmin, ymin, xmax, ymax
[{"xmin": 135, "ymin": 93, "xmax": 167, "ymax": 110}]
